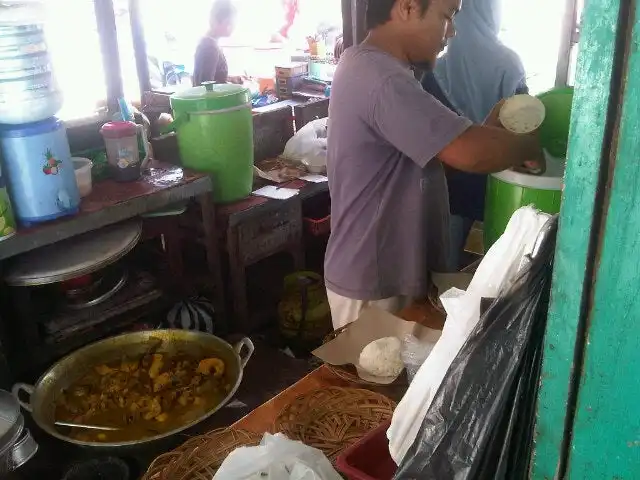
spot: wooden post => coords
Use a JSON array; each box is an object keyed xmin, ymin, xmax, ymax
[
  {"xmin": 94, "ymin": 0, "xmax": 124, "ymax": 112},
  {"xmin": 532, "ymin": 0, "xmax": 636, "ymax": 477},
  {"xmin": 199, "ymin": 194, "xmax": 227, "ymax": 324},
  {"xmin": 128, "ymin": 0, "xmax": 152, "ymax": 99},
  {"xmin": 352, "ymin": 0, "xmax": 367, "ymax": 45},
  {"xmin": 342, "ymin": 0, "xmax": 367, "ymax": 48},
  {"xmin": 341, "ymin": 0, "xmax": 353, "ymax": 48},
  {"xmin": 555, "ymin": 0, "xmax": 580, "ymax": 86},
  {"xmin": 559, "ymin": 2, "xmax": 640, "ymax": 477}
]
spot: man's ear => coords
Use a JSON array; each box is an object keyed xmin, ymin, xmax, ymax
[{"xmin": 392, "ymin": 0, "xmax": 414, "ymax": 21}]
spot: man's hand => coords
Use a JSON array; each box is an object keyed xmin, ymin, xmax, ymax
[
  {"xmin": 484, "ymin": 99, "xmax": 546, "ymax": 175},
  {"xmin": 513, "ymin": 132, "xmax": 546, "ymax": 174}
]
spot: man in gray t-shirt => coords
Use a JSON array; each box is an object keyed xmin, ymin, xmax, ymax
[{"xmin": 325, "ymin": 0, "xmax": 543, "ymax": 328}]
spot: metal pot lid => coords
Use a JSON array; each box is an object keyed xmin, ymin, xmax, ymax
[
  {"xmin": 170, "ymin": 82, "xmax": 251, "ymax": 112},
  {"xmin": 4, "ymin": 220, "xmax": 142, "ymax": 286},
  {"xmin": 0, "ymin": 390, "xmax": 21, "ymax": 450}
]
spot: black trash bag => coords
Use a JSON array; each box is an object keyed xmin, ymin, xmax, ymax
[{"xmin": 394, "ymin": 217, "xmax": 557, "ymax": 480}]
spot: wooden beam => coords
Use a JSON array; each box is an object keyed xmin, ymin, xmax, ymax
[
  {"xmin": 352, "ymin": 0, "xmax": 367, "ymax": 45},
  {"xmin": 94, "ymin": 0, "xmax": 124, "ymax": 112},
  {"xmin": 342, "ymin": 0, "xmax": 353, "ymax": 48},
  {"xmin": 128, "ymin": 0, "xmax": 151, "ymax": 99},
  {"xmin": 555, "ymin": 0, "xmax": 580, "ymax": 86},
  {"xmin": 532, "ymin": 0, "xmax": 631, "ymax": 477},
  {"xmin": 0, "ymin": 174, "xmax": 212, "ymax": 261}
]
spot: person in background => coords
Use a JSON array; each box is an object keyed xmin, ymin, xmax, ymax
[
  {"xmin": 433, "ymin": 0, "xmax": 528, "ymax": 269},
  {"xmin": 270, "ymin": 0, "xmax": 300, "ymax": 42},
  {"xmin": 324, "ymin": 0, "xmax": 543, "ymax": 329},
  {"xmin": 420, "ymin": 70, "xmax": 457, "ymax": 111},
  {"xmin": 192, "ymin": 0, "xmax": 236, "ymax": 86},
  {"xmin": 435, "ymin": 0, "xmax": 527, "ymax": 122}
]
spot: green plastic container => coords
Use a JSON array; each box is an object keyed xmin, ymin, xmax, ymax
[
  {"xmin": 0, "ymin": 163, "xmax": 16, "ymax": 241},
  {"xmin": 169, "ymin": 83, "xmax": 254, "ymax": 203},
  {"xmin": 537, "ymin": 87, "xmax": 574, "ymax": 158},
  {"xmin": 484, "ymin": 153, "xmax": 565, "ymax": 250}
]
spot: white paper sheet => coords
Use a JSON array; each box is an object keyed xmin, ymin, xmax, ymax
[
  {"xmin": 253, "ymin": 185, "xmax": 299, "ymax": 200},
  {"xmin": 300, "ymin": 174, "xmax": 328, "ymax": 183}
]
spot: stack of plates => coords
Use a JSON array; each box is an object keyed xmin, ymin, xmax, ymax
[{"xmin": 0, "ymin": 5, "xmax": 63, "ymax": 124}]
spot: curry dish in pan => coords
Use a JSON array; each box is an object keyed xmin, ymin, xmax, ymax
[{"xmin": 55, "ymin": 351, "xmax": 230, "ymax": 443}]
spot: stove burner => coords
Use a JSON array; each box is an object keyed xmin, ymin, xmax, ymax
[{"xmin": 64, "ymin": 266, "xmax": 129, "ymax": 310}]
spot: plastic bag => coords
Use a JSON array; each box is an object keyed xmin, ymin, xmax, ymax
[
  {"xmin": 282, "ymin": 118, "xmax": 328, "ymax": 172},
  {"xmin": 388, "ymin": 206, "xmax": 551, "ymax": 463},
  {"xmin": 400, "ymin": 334, "xmax": 436, "ymax": 383},
  {"xmin": 213, "ymin": 433, "xmax": 342, "ymax": 480},
  {"xmin": 393, "ymin": 216, "xmax": 557, "ymax": 480}
]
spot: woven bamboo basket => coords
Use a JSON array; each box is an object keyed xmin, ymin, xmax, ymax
[
  {"xmin": 141, "ymin": 428, "xmax": 261, "ymax": 480},
  {"xmin": 322, "ymin": 327, "xmax": 408, "ymax": 387},
  {"xmin": 273, "ymin": 387, "xmax": 396, "ymax": 462}
]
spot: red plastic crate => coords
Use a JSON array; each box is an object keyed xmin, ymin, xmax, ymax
[
  {"xmin": 336, "ymin": 420, "xmax": 397, "ymax": 480},
  {"xmin": 303, "ymin": 214, "xmax": 331, "ymax": 237}
]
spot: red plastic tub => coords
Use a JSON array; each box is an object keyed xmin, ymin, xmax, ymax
[{"xmin": 336, "ymin": 420, "xmax": 397, "ymax": 480}]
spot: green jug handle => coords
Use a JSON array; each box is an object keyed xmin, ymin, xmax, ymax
[{"xmin": 160, "ymin": 113, "xmax": 189, "ymax": 135}]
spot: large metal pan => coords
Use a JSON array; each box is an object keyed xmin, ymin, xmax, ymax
[{"xmin": 11, "ymin": 330, "xmax": 254, "ymax": 448}]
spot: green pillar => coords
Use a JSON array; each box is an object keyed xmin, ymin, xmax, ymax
[{"xmin": 533, "ymin": 0, "xmax": 640, "ymax": 477}]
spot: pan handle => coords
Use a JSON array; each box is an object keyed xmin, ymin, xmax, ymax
[
  {"xmin": 11, "ymin": 383, "xmax": 35, "ymax": 413},
  {"xmin": 234, "ymin": 338, "xmax": 255, "ymax": 370}
]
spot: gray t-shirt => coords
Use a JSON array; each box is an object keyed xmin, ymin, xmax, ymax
[{"xmin": 324, "ymin": 44, "xmax": 472, "ymax": 300}]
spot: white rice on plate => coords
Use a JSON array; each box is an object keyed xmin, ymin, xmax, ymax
[{"xmin": 358, "ymin": 336, "xmax": 404, "ymax": 378}]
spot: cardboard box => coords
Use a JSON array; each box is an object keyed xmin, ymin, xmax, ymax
[
  {"xmin": 313, "ymin": 307, "xmax": 442, "ymax": 385},
  {"xmin": 275, "ymin": 62, "xmax": 309, "ymax": 78}
]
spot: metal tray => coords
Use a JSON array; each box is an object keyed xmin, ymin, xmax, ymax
[{"xmin": 4, "ymin": 220, "xmax": 142, "ymax": 286}]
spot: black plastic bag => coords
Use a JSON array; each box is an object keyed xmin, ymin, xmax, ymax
[{"xmin": 394, "ymin": 217, "xmax": 557, "ymax": 480}]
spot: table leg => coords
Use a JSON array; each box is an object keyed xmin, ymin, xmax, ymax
[
  {"xmin": 226, "ymin": 226, "xmax": 250, "ymax": 332},
  {"xmin": 291, "ymin": 242, "xmax": 306, "ymax": 271},
  {"xmin": 199, "ymin": 194, "xmax": 227, "ymax": 323},
  {"xmin": 162, "ymin": 225, "xmax": 185, "ymax": 286},
  {"xmin": 142, "ymin": 217, "xmax": 185, "ymax": 291}
]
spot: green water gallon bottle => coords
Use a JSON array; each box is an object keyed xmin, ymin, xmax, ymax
[
  {"xmin": 168, "ymin": 82, "xmax": 254, "ymax": 203},
  {"xmin": 0, "ymin": 162, "xmax": 17, "ymax": 241},
  {"xmin": 484, "ymin": 152, "xmax": 565, "ymax": 250}
]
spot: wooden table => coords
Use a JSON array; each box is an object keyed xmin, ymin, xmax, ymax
[
  {"xmin": 233, "ymin": 301, "xmax": 445, "ymax": 434},
  {"xmin": 0, "ymin": 162, "xmax": 226, "ymax": 377},
  {"xmin": 215, "ymin": 179, "xmax": 329, "ymax": 330},
  {"xmin": 0, "ymin": 162, "xmax": 212, "ymax": 261}
]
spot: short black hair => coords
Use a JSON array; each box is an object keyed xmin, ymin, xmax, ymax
[
  {"xmin": 366, "ymin": 0, "xmax": 431, "ymax": 29},
  {"xmin": 211, "ymin": 0, "xmax": 236, "ymax": 24}
]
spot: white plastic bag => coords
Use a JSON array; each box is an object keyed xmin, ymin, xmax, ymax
[
  {"xmin": 387, "ymin": 206, "xmax": 551, "ymax": 464},
  {"xmin": 213, "ymin": 433, "xmax": 342, "ymax": 480},
  {"xmin": 282, "ymin": 118, "xmax": 328, "ymax": 173},
  {"xmin": 401, "ymin": 334, "xmax": 436, "ymax": 383}
]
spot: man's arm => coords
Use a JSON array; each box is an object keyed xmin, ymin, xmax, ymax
[
  {"xmin": 438, "ymin": 125, "xmax": 541, "ymax": 174},
  {"xmin": 371, "ymin": 74, "xmax": 542, "ymax": 174}
]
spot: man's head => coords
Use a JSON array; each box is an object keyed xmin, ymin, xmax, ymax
[
  {"xmin": 210, "ymin": 0, "xmax": 236, "ymax": 37},
  {"xmin": 366, "ymin": 0, "xmax": 461, "ymax": 67}
]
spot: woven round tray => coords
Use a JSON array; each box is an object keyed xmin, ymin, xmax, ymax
[
  {"xmin": 322, "ymin": 327, "xmax": 408, "ymax": 387},
  {"xmin": 273, "ymin": 387, "xmax": 396, "ymax": 462},
  {"xmin": 141, "ymin": 428, "xmax": 261, "ymax": 480}
]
